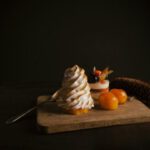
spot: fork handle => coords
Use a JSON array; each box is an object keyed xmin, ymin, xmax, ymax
[{"xmin": 5, "ymin": 106, "xmax": 37, "ymax": 125}]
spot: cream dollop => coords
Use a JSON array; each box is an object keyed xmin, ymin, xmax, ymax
[{"xmin": 55, "ymin": 65, "xmax": 94, "ymax": 110}]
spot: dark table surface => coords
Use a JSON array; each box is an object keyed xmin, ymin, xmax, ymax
[{"xmin": 0, "ymin": 82, "xmax": 150, "ymax": 150}]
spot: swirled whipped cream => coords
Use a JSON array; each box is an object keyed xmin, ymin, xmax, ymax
[{"xmin": 55, "ymin": 65, "xmax": 94, "ymax": 110}]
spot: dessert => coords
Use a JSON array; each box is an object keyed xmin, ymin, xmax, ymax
[
  {"xmin": 53, "ymin": 65, "xmax": 94, "ymax": 115},
  {"xmin": 90, "ymin": 67, "xmax": 113, "ymax": 101}
]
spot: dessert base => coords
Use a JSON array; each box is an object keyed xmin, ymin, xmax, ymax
[{"xmin": 67, "ymin": 108, "xmax": 89, "ymax": 115}]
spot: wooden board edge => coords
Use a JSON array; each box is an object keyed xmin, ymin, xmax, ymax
[{"xmin": 36, "ymin": 115, "xmax": 150, "ymax": 134}]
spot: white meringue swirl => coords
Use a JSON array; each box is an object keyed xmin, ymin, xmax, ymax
[{"xmin": 56, "ymin": 65, "xmax": 94, "ymax": 110}]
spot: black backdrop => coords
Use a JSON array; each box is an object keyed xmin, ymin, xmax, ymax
[
  {"xmin": 1, "ymin": 1, "xmax": 150, "ymax": 150},
  {"xmin": 1, "ymin": 1, "xmax": 150, "ymax": 85}
]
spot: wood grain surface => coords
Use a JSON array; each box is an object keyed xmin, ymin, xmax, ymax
[{"xmin": 37, "ymin": 96, "xmax": 150, "ymax": 134}]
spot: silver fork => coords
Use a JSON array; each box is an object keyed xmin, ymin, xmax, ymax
[{"xmin": 6, "ymin": 90, "xmax": 60, "ymax": 125}]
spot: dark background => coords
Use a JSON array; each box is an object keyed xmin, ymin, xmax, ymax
[
  {"xmin": 1, "ymin": 1, "xmax": 150, "ymax": 150},
  {"xmin": 1, "ymin": 0, "xmax": 150, "ymax": 85}
]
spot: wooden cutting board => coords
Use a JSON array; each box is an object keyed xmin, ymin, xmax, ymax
[{"xmin": 37, "ymin": 96, "xmax": 150, "ymax": 134}]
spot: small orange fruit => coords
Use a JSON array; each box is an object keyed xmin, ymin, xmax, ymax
[
  {"xmin": 110, "ymin": 89, "xmax": 128, "ymax": 104},
  {"xmin": 99, "ymin": 92, "xmax": 118, "ymax": 110}
]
